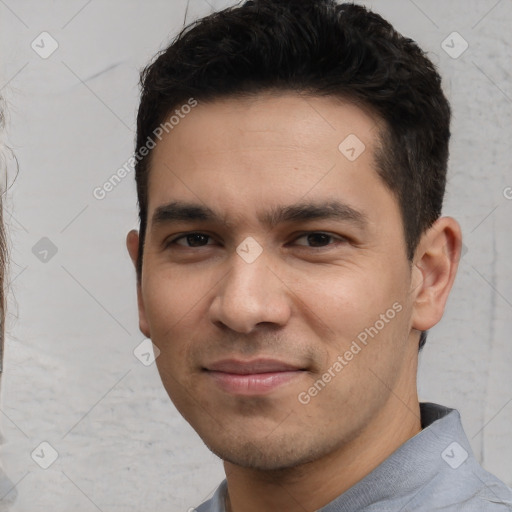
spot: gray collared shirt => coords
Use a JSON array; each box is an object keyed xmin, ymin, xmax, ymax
[{"xmin": 195, "ymin": 403, "xmax": 512, "ymax": 511}]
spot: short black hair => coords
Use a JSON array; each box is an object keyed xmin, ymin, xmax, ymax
[{"xmin": 134, "ymin": 0, "xmax": 451, "ymax": 350}]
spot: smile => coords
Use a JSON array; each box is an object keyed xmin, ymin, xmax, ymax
[{"xmin": 204, "ymin": 359, "xmax": 306, "ymax": 395}]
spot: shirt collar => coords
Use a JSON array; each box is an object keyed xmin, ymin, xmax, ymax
[
  {"xmin": 202, "ymin": 403, "xmax": 469, "ymax": 512},
  {"xmin": 318, "ymin": 403, "xmax": 469, "ymax": 511}
]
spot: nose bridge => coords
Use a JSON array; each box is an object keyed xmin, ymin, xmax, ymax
[
  {"xmin": 230, "ymin": 248, "xmax": 270, "ymax": 296},
  {"xmin": 224, "ymin": 249, "xmax": 272, "ymax": 310},
  {"xmin": 210, "ymin": 246, "xmax": 290, "ymax": 333}
]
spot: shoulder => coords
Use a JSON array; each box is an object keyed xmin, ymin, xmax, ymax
[
  {"xmin": 412, "ymin": 460, "xmax": 512, "ymax": 511},
  {"xmin": 418, "ymin": 403, "xmax": 512, "ymax": 510},
  {"xmin": 366, "ymin": 469, "xmax": 512, "ymax": 511},
  {"xmin": 458, "ymin": 471, "xmax": 512, "ymax": 511}
]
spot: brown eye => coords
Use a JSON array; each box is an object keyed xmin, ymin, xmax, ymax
[
  {"xmin": 294, "ymin": 232, "xmax": 344, "ymax": 248},
  {"xmin": 172, "ymin": 233, "xmax": 212, "ymax": 247}
]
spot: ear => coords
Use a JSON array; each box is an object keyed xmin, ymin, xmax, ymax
[
  {"xmin": 410, "ymin": 217, "xmax": 462, "ymax": 332},
  {"xmin": 126, "ymin": 230, "xmax": 151, "ymax": 338}
]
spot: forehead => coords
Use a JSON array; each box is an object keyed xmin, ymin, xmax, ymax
[
  {"xmin": 152, "ymin": 92, "xmax": 382, "ymax": 157},
  {"xmin": 145, "ymin": 92, "xmax": 394, "ymax": 226}
]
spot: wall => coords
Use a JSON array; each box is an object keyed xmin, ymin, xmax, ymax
[{"xmin": 0, "ymin": 1, "xmax": 511, "ymax": 510}]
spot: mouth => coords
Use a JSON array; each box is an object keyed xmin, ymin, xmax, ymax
[{"xmin": 203, "ymin": 358, "xmax": 307, "ymax": 396}]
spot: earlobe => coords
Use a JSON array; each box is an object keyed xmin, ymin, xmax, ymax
[
  {"xmin": 126, "ymin": 230, "xmax": 151, "ymax": 338},
  {"xmin": 410, "ymin": 217, "xmax": 462, "ymax": 332}
]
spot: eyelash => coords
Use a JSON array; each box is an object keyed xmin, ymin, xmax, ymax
[{"xmin": 165, "ymin": 232, "xmax": 347, "ymax": 249}]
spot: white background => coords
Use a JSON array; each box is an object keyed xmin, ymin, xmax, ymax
[{"xmin": 0, "ymin": 0, "xmax": 511, "ymax": 510}]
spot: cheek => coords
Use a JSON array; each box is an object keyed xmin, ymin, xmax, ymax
[
  {"xmin": 141, "ymin": 269, "xmax": 223, "ymax": 382},
  {"xmin": 141, "ymin": 275, "xmax": 194, "ymax": 372},
  {"xmin": 142, "ymin": 268, "xmax": 212, "ymax": 332},
  {"xmin": 292, "ymin": 265, "xmax": 404, "ymax": 342},
  {"xmin": 144, "ymin": 278, "xmax": 199, "ymax": 407}
]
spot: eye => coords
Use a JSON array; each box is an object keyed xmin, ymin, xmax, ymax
[
  {"xmin": 168, "ymin": 232, "xmax": 215, "ymax": 248},
  {"xmin": 294, "ymin": 232, "xmax": 345, "ymax": 248}
]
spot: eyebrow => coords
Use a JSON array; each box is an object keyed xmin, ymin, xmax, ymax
[{"xmin": 151, "ymin": 200, "xmax": 368, "ymax": 230}]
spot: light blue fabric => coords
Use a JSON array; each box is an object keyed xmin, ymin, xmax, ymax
[{"xmin": 195, "ymin": 403, "xmax": 512, "ymax": 511}]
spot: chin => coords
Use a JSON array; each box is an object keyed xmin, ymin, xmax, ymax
[{"xmin": 202, "ymin": 434, "xmax": 329, "ymax": 471}]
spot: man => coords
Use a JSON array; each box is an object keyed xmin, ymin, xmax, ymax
[{"xmin": 126, "ymin": 1, "xmax": 512, "ymax": 510}]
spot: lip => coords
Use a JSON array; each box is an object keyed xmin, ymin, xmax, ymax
[{"xmin": 204, "ymin": 358, "xmax": 306, "ymax": 396}]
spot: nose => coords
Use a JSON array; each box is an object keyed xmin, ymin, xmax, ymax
[{"xmin": 208, "ymin": 251, "xmax": 292, "ymax": 334}]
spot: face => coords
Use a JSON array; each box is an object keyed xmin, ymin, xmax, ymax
[{"xmin": 129, "ymin": 93, "xmax": 422, "ymax": 470}]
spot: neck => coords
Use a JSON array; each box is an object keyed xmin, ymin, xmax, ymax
[{"xmin": 223, "ymin": 388, "xmax": 421, "ymax": 512}]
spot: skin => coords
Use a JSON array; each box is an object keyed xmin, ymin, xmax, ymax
[{"xmin": 127, "ymin": 92, "xmax": 462, "ymax": 512}]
